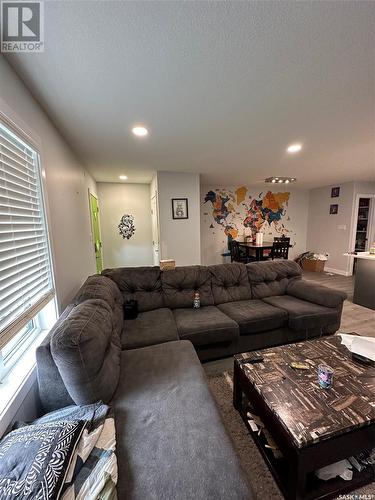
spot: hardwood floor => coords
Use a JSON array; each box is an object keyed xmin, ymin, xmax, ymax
[
  {"xmin": 302, "ymin": 270, "xmax": 354, "ymax": 300},
  {"xmin": 302, "ymin": 270, "xmax": 375, "ymax": 338},
  {"xmin": 204, "ymin": 270, "xmax": 375, "ymax": 376}
]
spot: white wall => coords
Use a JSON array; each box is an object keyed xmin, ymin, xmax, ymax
[
  {"xmin": 354, "ymin": 181, "xmax": 375, "ymax": 194},
  {"xmin": 97, "ymin": 182, "xmax": 153, "ymax": 268},
  {"xmin": 201, "ymin": 185, "xmax": 309, "ymax": 265},
  {"xmin": 157, "ymin": 171, "xmax": 201, "ymax": 266},
  {"xmin": 307, "ymin": 181, "xmax": 375, "ymax": 275},
  {"xmin": 0, "ymin": 55, "xmax": 98, "ymax": 429},
  {"xmin": 0, "ymin": 56, "xmax": 97, "ymax": 311}
]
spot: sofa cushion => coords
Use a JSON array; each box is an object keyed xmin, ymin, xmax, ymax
[
  {"xmin": 73, "ymin": 274, "xmax": 123, "ymax": 347},
  {"xmin": 173, "ymin": 306, "xmax": 239, "ymax": 346},
  {"xmin": 51, "ymin": 299, "xmax": 121, "ymax": 405},
  {"xmin": 161, "ymin": 265, "xmax": 214, "ymax": 309},
  {"xmin": 262, "ymin": 295, "xmax": 340, "ymax": 331},
  {"xmin": 209, "ymin": 263, "xmax": 252, "ymax": 304},
  {"xmin": 113, "ymin": 341, "xmax": 251, "ymax": 500},
  {"xmin": 122, "ymin": 308, "xmax": 178, "ymax": 349},
  {"xmin": 247, "ymin": 260, "xmax": 302, "ymax": 299},
  {"xmin": 102, "ymin": 266, "xmax": 164, "ymax": 312},
  {"xmin": 36, "ymin": 305, "xmax": 76, "ymax": 412},
  {"xmin": 287, "ymin": 280, "xmax": 347, "ymax": 308},
  {"xmin": 217, "ymin": 299, "xmax": 287, "ymax": 335}
]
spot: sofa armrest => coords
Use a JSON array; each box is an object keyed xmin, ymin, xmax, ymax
[{"xmin": 287, "ymin": 280, "xmax": 347, "ymax": 308}]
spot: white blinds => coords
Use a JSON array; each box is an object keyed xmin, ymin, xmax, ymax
[{"xmin": 0, "ymin": 122, "xmax": 54, "ymax": 349}]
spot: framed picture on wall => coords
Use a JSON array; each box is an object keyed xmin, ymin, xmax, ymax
[
  {"xmin": 172, "ymin": 198, "xmax": 188, "ymax": 219},
  {"xmin": 330, "ymin": 204, "xmax": 338, "ymax": 215},
  {"xmin": 331, "ymin": 187, "xmax": 340, "ymax": 198}
]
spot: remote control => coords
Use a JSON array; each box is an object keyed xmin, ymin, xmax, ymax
[{"xmin": 240, "ymin": 355, "xmax": 264, "ymax": 364}]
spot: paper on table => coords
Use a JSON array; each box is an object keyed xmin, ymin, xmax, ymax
[
  {"xmin": 339, "ymin": 334, "xmax": 375, "ymax": 362},
  {"xmin": 316, "ymin": 459, "xmax": 353, "ymax": 481}
]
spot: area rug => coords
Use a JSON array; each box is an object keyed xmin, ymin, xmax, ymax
[{"xmin": 207, "ymin": 371, "xmax": 375, "ymax": 500}]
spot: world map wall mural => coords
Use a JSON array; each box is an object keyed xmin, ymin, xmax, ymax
[{"xmin": 203, "ymin": 187, "xmax": 295, "ymax": 249}]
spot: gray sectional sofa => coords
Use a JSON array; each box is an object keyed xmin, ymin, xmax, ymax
[
  {"xmin": 36, "ymin": 260, "xmax": 346, "ymax": 500},
  {"xmin": 102, "ymin": 260, "xmax": 346, "ymax": 361}
]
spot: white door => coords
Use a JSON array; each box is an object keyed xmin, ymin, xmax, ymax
[{"xmin": 151, "ymin": 194, "xmax": 160, "ymax": 265}]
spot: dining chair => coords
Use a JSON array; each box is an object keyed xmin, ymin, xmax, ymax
[
  {"xmin": 229, "ymin": 241, "xmax": 255, "ymax": 263},
  {"xmin": 273, "ymin": 235, "xmax": 290, "ymax": 243},
  {"xmin": 270, "ymin": 238, "xmax": 290, "ymax": 260}
]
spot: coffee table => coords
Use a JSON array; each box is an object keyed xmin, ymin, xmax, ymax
[{"xmin": 233, "ymin": 336, "xmax": 375, "ymax": 500}]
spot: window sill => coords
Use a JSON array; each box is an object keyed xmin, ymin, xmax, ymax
[{"xmin": 0, "ymin": 329, "xmax": 49, "ymax": 437}]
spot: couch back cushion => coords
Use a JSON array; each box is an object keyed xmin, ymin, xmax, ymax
[
  {"xmin": 50, "ymin": 299, "xmax": 121, "ymax": 405},
  {"xmin": 102, "ymin": 267, "xmax": 164, "ymax": 312},
  {"xmin": 73, "ymin": 274, "xmax": 123, "ymax": 347},
  {"xmin": 161, "ymin": 266, "xmax": 214, "ymax": 309},
  {"xmin": 36, "ymin": 305, "xmax": 76, "ymax": 412},
  {"xmin": 247, "ymin": 260, "xmax": 302, "ymax": 299},
  {"xmin": 209, "ymin": 263, "xmax": 252, "ymax": 304}
]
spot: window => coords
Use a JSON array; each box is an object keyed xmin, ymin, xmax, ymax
[
  {"xmin": 0, "ymin": 320, "xmax": 37, "ymax": 380},
  {"xmin": 0, "ymin": 121, "xmax": 54, "ymax": 368}
]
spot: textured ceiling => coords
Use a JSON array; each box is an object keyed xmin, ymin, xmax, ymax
[{"xmin": 5, "ymin": 0, "xmax": 375, "ymax": 187}]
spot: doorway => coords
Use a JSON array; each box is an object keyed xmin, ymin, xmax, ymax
[
  {"xmin": 89, "ymin": 192, "xmax": 103, "ymax": 273},
  {"xmin": 354, "ymin": 197, "xmax": 374, "ymax": 252},
  {"xmin": 350, "ymin": 194, "xmax": 375, "ymax": 275},
  {"xmin": 151, "ymin": 194, "xmax": 160, "ymax": 266}
]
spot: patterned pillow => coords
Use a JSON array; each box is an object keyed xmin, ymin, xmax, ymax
[{"xmin": 0, "ymin": 420, "xmax": 85, "ymax": 500}]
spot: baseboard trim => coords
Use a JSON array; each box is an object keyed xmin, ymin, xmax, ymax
[{"xmin": 324, "ymin": 267, "xmax": 351, "ymax": 277}]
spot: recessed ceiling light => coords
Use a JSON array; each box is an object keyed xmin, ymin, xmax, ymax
[
  {"xmin": 132, "ymin": 126, "xmax": 148, "ymax": 137},
  {"xmin": 119, "ymin": 175, "xmax": 128, "ymax": 180},
  {"xmin": 287, "ymin": 143, "xmax": 302, "ymax": 154}
]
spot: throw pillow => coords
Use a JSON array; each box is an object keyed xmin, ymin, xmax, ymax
[{"xmin": 0, "ymin": 420, "xmax": 85, "ymax": 499}]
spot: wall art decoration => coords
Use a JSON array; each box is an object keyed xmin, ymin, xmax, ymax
[
  {"xmin": 331, "ymin": 187, "xmax": 340, "ymax": 198},
  {"xmin": 329, "ymin": 204, "xmax": 338, "ymax": 215},
  {"xmin": 118, "ymin": 214, "xmax": 136, "ymax": 239},
  {"xmin": 204, "ymin": 188, "xmax": 291, "ymax": 243},
  {"xmin": 201, "ymin": 185, "xmax": 305, "ymax": 265},
  {"xmin": 172, "ymin": 198, "xmax": 188, "ymax": 219}
]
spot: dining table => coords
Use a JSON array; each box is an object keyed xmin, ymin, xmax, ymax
[{"xmin": 238, "ymin": 240, "xmax": 291, "ymax": 261}]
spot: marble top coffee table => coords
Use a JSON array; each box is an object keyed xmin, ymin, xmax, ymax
[{"xmin": 233, "ymin": 336, "xmax": 375, "ymax": 500}]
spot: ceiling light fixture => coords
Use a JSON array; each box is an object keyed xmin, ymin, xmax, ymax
[
  {"xmin": 119, "ymin": 175, "xmax": 128, "ymax": 180},
  {"xmin": 132, "ymin": 126, "xmax": 148, "ymax": 137},
  {"xmin": 265, "ymin": 177, "xmax": 297, "ymax": 184},
  {"xmin": 287, "ymin": 143, "xmax": 302, "ymax": 154}
]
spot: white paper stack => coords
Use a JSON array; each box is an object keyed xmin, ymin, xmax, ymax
[
  {"xmin": 339, "ymin": 334, "xmax": 375, "ymax": 362},
  {"xmin": 316, "ymin": 460, "xmax": 353, "ymax": 481}
]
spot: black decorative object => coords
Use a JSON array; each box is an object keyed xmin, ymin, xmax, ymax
[
  {"xmin": 123, "ymin": 299, "xmax": 138, "ymax": 320},
  {"xmin": 172, "ymin": 198, "xmax": 188, "ymax": 219},
  {"xmin": 331, "ymin": 187, "xmax": 340, "ymax": 198},
  {"xmin": 330, "ymin": 204, "xmax": 338, "ymax": 215},
  {"xmin": 118, "ymin": 214, "xmax": 136, "ymax": 239}
]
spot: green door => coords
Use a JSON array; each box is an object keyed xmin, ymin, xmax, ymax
[{"xmin": 89, "ymin": 193, "xmax": 103, "ymax": 273}]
